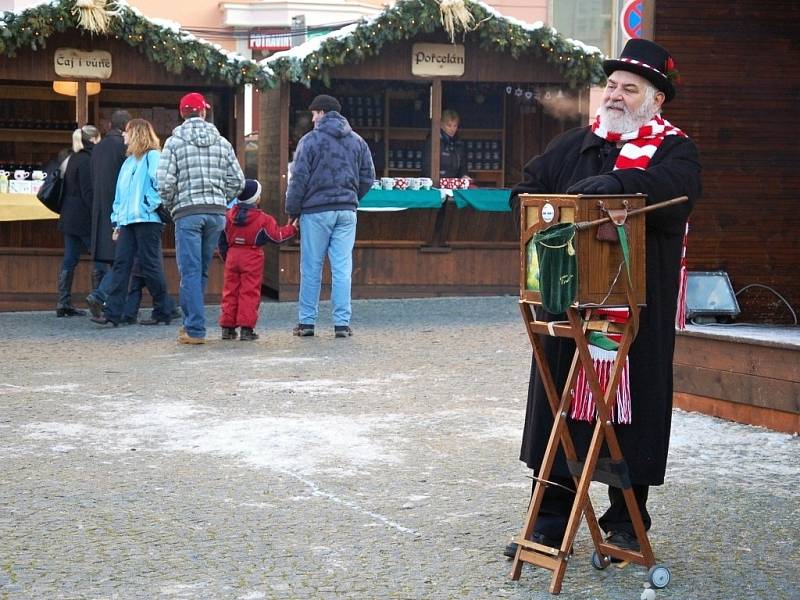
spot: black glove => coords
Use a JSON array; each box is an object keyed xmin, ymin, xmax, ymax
[{"xmin": 566, "ymin": 174, "xmax": 623, "ymax": 195}]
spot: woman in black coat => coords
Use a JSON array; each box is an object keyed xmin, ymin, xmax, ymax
[{"xmin": 56, "ymin": 125, "xmax": 101, "ymax": 316}]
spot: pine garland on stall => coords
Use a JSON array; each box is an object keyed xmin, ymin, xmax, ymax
[
  {"xmin": 0, "ymin": 0, "xmax": 274, "ymax": 89},
  {"xmin": 266, "ymin": 0, "xmax": 605, "ymax": 88}
]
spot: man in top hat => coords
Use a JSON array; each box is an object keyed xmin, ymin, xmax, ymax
[
  {"xmin": 504, "ymin": 39, "xmax": 702, "ymax": 556},
  {"xmin": 285, "ymin": 94, "xmax": 375, "ymax": 338},
  {"xmin": 157, "ymin": 92, "xmax": 245, "ymax": 344}
]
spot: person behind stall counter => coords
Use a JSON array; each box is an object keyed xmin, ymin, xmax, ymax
[{"xmin": 421, "ymin": 109, "xmax": 468, "ymax": 180}]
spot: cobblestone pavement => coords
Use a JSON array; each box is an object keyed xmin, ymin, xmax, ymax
[{"xmin": 0, "ymin": 296, "xmax": 797, "ymax": 600}]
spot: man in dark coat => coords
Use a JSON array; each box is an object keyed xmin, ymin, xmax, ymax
[
  {"xmin": 505, "ymin": 39, "xmax": 701, "ymax": 556},
  {"xmin": 86, "ymin": 110, "xmax": 130, "ymax": 314},
  {"xmin": 285, "ymin": 94, "xmax": 375, "ymax": 338}
]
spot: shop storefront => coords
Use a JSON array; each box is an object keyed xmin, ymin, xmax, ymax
[
  {"xmin": 258, "ymin": 0, "xmax": 604, "ymax": 300},
  {"xmin": 0, "ymin": 0, "xmax": 270, "ymax": 310}
]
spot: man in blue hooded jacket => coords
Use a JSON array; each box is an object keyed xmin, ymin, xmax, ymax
[{"xmin": 286, "ymin": 94, "xmax": 375, "ymax": 338}]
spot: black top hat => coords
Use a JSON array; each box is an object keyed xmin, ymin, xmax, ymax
[
  {"xmin": 603, "ymin": 39, "xmax": 677, "ymax": 102},
  {"xmin": 308, "ymin": 94, "xmax": 341, "ymax": 113}
]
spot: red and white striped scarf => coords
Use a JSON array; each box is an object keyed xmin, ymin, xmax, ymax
[
  {"xmin": 570, "ymin": 113, "xmax": 689, "ymax": 424},
  {"xmin": 591, "ymin": 112, "xmax": 686, "ymax": 169}
]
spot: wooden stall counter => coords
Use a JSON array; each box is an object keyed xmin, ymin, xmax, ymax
[
  {"xmin": 0, "ymin": 193, "xmax": 58, "ymax": 222},
  {"xmin": 0, "ymin": 195, "xmax": 225, "ymax": 311}
]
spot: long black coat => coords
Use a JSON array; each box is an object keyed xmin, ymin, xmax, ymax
[
  {"xmin": 90, "ymin": 129, "xmax": 127, "ymax": 262},
  {"xmin": 510, "ymin": 125, "xmax": 701, "ymax": 486},
  {"xmin": 58, "ymin": 144, "xmax": 94, "ymax": 237}
]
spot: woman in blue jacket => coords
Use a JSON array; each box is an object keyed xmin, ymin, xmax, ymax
[{"xmin": 91, "ymin": 119, "xmax": 175, "ymax": 326}]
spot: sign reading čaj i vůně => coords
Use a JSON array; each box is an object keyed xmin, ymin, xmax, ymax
[
  {"xmin": 411, "ymin": 44, "xmax": 465, "ymax": 77},
  {"xmin": 54, "ymin": 48, "xmax": 113, "ymax": 79}
]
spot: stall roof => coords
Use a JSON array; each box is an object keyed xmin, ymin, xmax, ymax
[
  {"xmin": 0, "ymin": 0, "xmax": 274, "ymax": 89},
  {"xmin": 262, "ymin": 0, "xmax": 605, "ymax": 88}
]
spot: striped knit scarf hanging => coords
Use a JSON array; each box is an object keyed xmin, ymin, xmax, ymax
[{"xmin": 570, "ymin": 112, "xmax": 688, "ymax": 425}]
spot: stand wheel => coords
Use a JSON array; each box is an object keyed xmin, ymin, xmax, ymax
[
  {"xmin": 647, "ymin": 565, "xmax": 671, "ymax": 588},
  {"xmin": 591, "ymin": 551, "xmax": 610, "ymax": 570}
]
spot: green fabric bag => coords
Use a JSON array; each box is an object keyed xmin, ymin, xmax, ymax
[{"xmin": 533, "ymin": 222, "xmax": 578, "ymax": 314}]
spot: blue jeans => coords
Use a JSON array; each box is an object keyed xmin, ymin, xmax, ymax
[
  {"xmin": 298, "ymin": 210, "xmax": 357, "ymax": 326},
  {"xmin": 122, "ymin": 264, "xmax": 147, "ymax": 321},
  {"xmin": 92, "ymin": 264, "xmax": 115, "ymax": 303},
  {"xmin": 61, "ymin": 234, "xmax": 106, "ymax": 273},
  {"xmin": 174, "ymin": 213, "xmax": 225, "ymax": 338}
]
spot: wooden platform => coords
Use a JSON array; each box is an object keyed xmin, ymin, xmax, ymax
[
  {"xmin": 673, "ymin": 325, "xmax": 800, "ymax": 434},
  {"xmin": 272, "ymin": 240, "xmax": 518, "ymax": 301},
  {"xmin": 0, "ymin": 247, "xmax": 223, "ymax": 312}
]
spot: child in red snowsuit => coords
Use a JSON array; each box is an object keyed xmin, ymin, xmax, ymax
[{"xmin": 218, "ymin": 179, "xmax": 297, "ymax": 340}]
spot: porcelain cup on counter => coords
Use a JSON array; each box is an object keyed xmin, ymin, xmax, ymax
[
  {"xmin": 380, "ymin": 177, "xmax": 395, "ymax": 190},
  {"xmin": 13, "ymin": 170, "xmax": 30, "ymax": 180},
  {"xmin": 31, "ymin": 170, "xmax": 47, "ymax": 180},
  {"xmin": 420, "ymin": 177, "xmax": 433, "ymax": 190}
]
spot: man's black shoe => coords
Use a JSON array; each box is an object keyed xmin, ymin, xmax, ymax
[
  {"xmin": 90, "ymin": 316, "xmax": 118, "ymax": 327},
  {"xmin": 503, "ymin": 532, "xmax": 566, "ymax": 559},
  {"xmin": 293, "ymin": 324, "xmax": 314, "ymax": 337},
  {"xmin": 503, "ymin": 542, "xmax": 518, "ymax": 558},
  {"xmin": 56, "ymin": 307, "xmax": 86, "ymax": 317},
  {"xmin": 605, "ymin": 530, "xmax": 640, "ymax": 562},
  {"xmin": 606, "ymin": 531, "xmax": 640, "ymax": 551},
  {"xmin": 334, "ymin": 325, "xmax": 353, "ymax": 338}
]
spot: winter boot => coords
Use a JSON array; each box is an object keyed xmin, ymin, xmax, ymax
[
  {"xmin": 221, "ymin": 327, "xmax": 238, "ymax": 340},
  {"xmin": 56, "ymin": 270, "xmax": 86, "ymax": 317},
  {"xmin": 239, "ymin": 327, "xmax": 259, "ymax": 341}
]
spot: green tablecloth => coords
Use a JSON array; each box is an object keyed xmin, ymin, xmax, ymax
[
  {"xmin": 360, "ymin": 189, "xmax": 443, "ymax": 209},
  {"xmin": 453, "ymin": 189, "xmax": 512, "ymax": 212}
]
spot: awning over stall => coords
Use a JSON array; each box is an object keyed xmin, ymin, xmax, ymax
[{"xmin": 262, "ymin": 0, "xmax": 605, "ymax": 89}]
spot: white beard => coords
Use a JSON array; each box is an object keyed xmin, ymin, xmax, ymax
[{"xmin": 599, "ymin": 98, "xmax": 659, "ymax": 134}]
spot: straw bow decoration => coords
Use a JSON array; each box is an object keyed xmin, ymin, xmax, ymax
[
  {"xmin": 72, "ymin": 0, "xmax": 118, "ymax": 34},
  {"xmin": 437, "ymin": 0, "xmax": 475, "ymax": 42}
]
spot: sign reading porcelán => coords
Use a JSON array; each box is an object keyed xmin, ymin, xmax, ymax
[
  {"xmin": 411, "ymin": 43, "xmax": 465, "ymax": 77},
  {"xmin": 54, "ymin": 48, "xmax": 113, "ymax": 79}
]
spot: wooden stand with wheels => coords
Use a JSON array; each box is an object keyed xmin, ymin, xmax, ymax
[{"xmin": 510, "ymin": 194, "xmax": 682, "ymax": 594}]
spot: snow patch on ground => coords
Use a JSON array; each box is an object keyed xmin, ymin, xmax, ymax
[
  {"xmin": 165, "ymin": 413, "xmax": 400, "ymax": 472},
  {"xmin": 669, "ymin": 411, "xmax": 798, "ymax": 493},
  {"xmin": 21, "ymin": 399, "xmax": 401, "ymax": 474}
]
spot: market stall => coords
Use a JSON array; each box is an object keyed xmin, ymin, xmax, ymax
[
  {"xmin": 259, "ymin": 0, "xmax": 604, "ymax": 300},
  {"xmin": 0, "ymin": 0, "xmax": 270, "ymax": 310}
]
